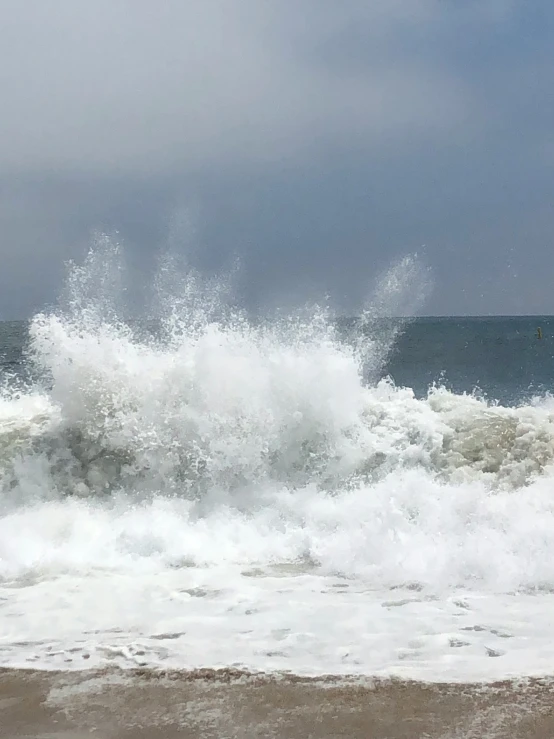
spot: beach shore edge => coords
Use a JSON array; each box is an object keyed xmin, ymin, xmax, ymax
[{"xmin": 1, "ymin": 667, "xmax": 553, "ymax": 738}]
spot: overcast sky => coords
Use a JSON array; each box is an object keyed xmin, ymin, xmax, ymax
[{"xmin": 0, "ymin": 0, "xmax": 552, "ymax": 318}]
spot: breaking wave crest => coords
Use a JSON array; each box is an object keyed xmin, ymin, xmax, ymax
[{"xmin": 1, "ymin": 236, "xmax": 554, "ymax": 591}]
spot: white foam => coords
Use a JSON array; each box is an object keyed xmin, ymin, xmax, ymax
[{"xmin": 1, "ymin": 242, "xmax": 554, "ymax": 680}]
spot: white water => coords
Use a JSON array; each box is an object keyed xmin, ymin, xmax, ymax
[{"xmin": 1, "ymin": 240, "xmax": 554, "ymax": 681}]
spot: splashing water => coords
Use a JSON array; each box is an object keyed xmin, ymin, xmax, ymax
[
  {"xmin": 11, "ymin": 242, "xmax": 432, "ymax": 507},
  {"xmin": 1, "ymin": 237, "xmax": 554, "ymax": 679}
]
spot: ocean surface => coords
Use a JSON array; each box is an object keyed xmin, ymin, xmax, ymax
[{"xmin": 2, "ymin": 245, "xmax": 554, "ymax": 686}]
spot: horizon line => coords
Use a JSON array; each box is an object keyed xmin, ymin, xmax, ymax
[{"xmin": 1, "ymin": 314, "xmax": 554, "ymax": 322}]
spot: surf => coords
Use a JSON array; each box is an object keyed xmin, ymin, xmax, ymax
[{"xmin": 1, "ymin": 236, "xmax": 554, "ymax": 594}]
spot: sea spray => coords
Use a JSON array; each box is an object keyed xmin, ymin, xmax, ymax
[
  {"xmin": 2, "ymin": 241, "xmax": 554, "ymax": 677},
  {"xmin": 13, "ymin": 240, "xmax": 428, "ymax": 503},
  {"xmin": 0, "ymin": 238, "xmax": 554, "ymax": 595}
]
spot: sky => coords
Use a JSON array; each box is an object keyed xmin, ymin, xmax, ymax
[{"xmin": 0, "ymin": 0, "xmax": 553, "ymax": 318}]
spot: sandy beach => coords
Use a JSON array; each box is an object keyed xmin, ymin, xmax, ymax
[{"xmin": 1, "ymin": 668, "xmax": 553, "ymax": 739}]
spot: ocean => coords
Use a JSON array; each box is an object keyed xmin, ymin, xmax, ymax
[{"xmin": 1, "ymin": 245, "xmax": 554, "ymax": 737}]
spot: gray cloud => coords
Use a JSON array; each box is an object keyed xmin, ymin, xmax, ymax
[
  {"xmin": 0, "ymin": 0, "xmax": 486, "ymax": 175},
  {"xmin": 0, "ymin": 1, "xmax": 552, "ymax": 317}
]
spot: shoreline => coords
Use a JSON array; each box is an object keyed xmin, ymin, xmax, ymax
[{"xmin": 1, "ymin": 667, "xmax": 553, "ymax": 738}]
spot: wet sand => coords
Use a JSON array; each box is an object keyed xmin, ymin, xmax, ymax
[{"xmin": 1, "ymin": 667, "xmax": 553, "ymax": 738}]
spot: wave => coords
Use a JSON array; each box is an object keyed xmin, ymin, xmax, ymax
[
  {"xmin": 1, "ymin": 237, "xmax": 554, "ymax": 591},
  {"xmin": 1, "ymin": 322, "xmax": 554, "ymax": 502}
]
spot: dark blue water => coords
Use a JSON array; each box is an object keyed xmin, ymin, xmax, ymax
[
  {"xmin": 1, "ymin": 317, "xmax": 553, "ymax": 405},
  {"xmin": 386, "ymin": 317, "xmax": 554, "ymax": 404}
]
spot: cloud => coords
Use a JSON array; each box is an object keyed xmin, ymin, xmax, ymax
[
  {"xmin": 0, "ymin": 0, "xmax": 552, "ymax": 318},
  {"xmin": 0, "ymin": 0, "xmax": 496, "ymax": 176}
]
